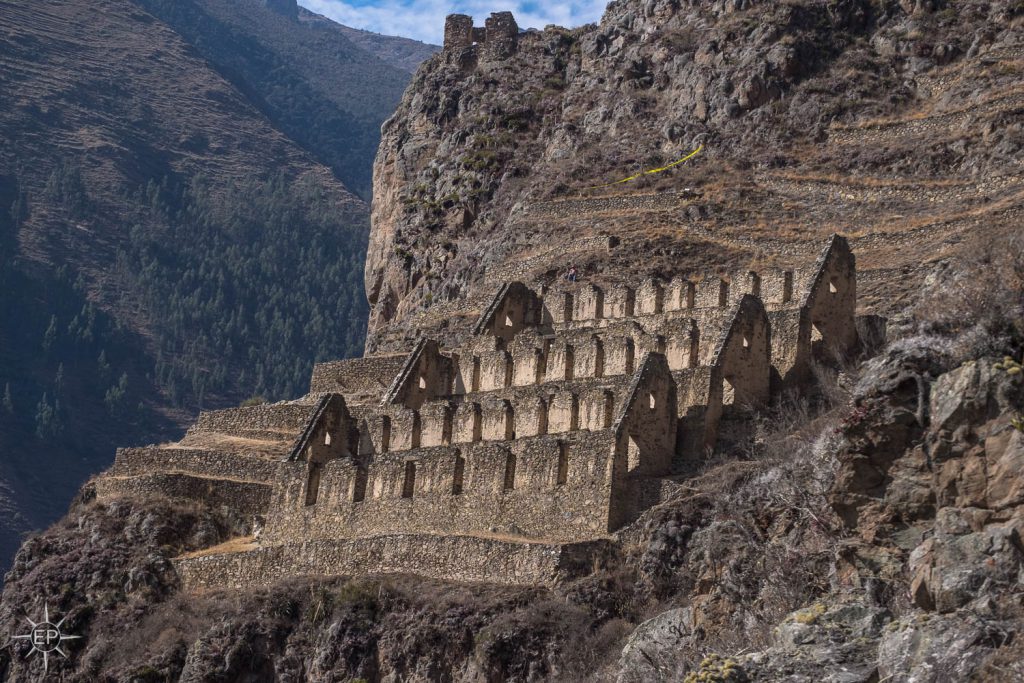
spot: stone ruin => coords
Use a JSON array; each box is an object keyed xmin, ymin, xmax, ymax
[
  {"xmin": 443, "ymin": 12, "xmax": 519, "ymax": 58},
  {"xmin": 97, "ymin": 235, "xmax": 878, "ymax": 589}
]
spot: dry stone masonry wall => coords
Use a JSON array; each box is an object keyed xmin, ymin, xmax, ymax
[{"xmin": 98, "ymin": 235, "xmax": 866, "ymax": 589}]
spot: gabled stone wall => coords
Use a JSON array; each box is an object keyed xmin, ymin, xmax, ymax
[{"xmin": 98, "ymin": 235, "xmax": 869, "ymax": 589}]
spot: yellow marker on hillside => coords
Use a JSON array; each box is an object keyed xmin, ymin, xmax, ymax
[{"xmin": 588, "ymin": 144, "xmax": 704, "ymax": 190}]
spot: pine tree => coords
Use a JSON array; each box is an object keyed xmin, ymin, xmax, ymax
[
  {"xmin": 42, "ymin": 315, "xmax": 58, "ymax": 351},
  {"xmin": 34, "ymin": 392, "xmax": 59, "ymax": 439}
]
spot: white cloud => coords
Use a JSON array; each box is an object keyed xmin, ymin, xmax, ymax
[{"xmin": 299, "ymin": 0, "xmax": 608, "ymax": 44}]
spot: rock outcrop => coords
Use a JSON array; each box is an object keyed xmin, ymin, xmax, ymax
[{"xmin": 366, "ymin": 0, "xmax": 1023, "ymax": 353}]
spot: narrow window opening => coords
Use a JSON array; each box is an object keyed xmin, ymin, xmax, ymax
[
  {"xmin": 627, "ymin": 436, "xmax": 641, "ymax": 473},
  {"xmin": 685, "ymin": 282, "xmax": 696, "ymax": 309},
  {"xmin": 603, "ymin": 391, "xmax": 614, "ymax": 428},
  {"xmin": 564, "ymin": 345, "xmax": 575, "ymax": 380},
  {"xmin": 537, "ymin": 399, "xmax": 549, "ymax": 436},
  {"xmin": 471, "ymin": 404, "xmax": 482, "ymax": 442},
  {"xmin": 749, "ymin": 272, "xmax": 761, "ymax": 297},
  {"xmin": 689, "ymin": 330, "xmax": 700, "ymax": 369},
  {"xmin": 452, "ymin": 454, "xmax": 465, "ymax": 495},
  {"xmin": 380, "ymin": 416, "xmax": 391, "ymax": 453},
  {"xmin": 718, "ymin": 280, "xmax": 730, "ymax": 307},
  {"xmin": 503, "ymin": 452, "xmax": 516, "ymax": 491},
  {"xmin": 471, "ymin": 357, "xmax": 481, "ymax": 392},
  {"xmin": 783, "ymin": 271, "xmax": 794, "ymax": 304},
  {"xmin": 418, "ymin": 375, "xmax": 427, "ymax": 390},
  {"xmin": 829, "ymin": 279, "xmax": 838, "ymax": 294},
  {"xmin": 742, "ymin": 335, "xmax": 750, "ymax": 348},
  {"xmin": 723, "ymin": 377, "xmax": 736, "ymax": 406},
  {"xmin": 305, "ymin": 463, "xmax": 323, "ymax": 506},
  {"xmin": 648, "ymin": 392, "xmax": 657, "ymax": 410},
  {"xmin": 402, "ymin": 461, "xmax": 416, "ymax": 498},
  {"xmin": 625, "ymin": 340, "xmax": 635, "ymax": 375},
  {"xmin": 594, "ymin": 339, "xmax": 605, "ymax": 378},
  {"xmin": 324, "ymin": 432, "xmax": 332, "ymax": 446},
  {"xmin": 556, "ymin": 442, "xmax": 569, "ymax": 486},
  {"xmin": 411, "ymin": 411, "xmax": 422, "ymax": 449},
  {"xmin": 441, "ymin": 406, "xmax": 453, "ymax": 446},
  {"xmin": 504, "ymin": 313, "xmax": 514, "ymax": 328},
  {"xmin": 353, "ymin": 466, "xmax": 367, "ymax": 503},
  {"xmin": 504, "ymin": 403, "xmax": 515, "ymax": 440},
  {"xmin": 624, "ymin": 289, "xmax": 636, "ymax": 317}
]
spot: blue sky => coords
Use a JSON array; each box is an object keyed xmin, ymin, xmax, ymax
[{"xmin": 299, "ymin": 0, "xmax": 609, "ymax": 44}]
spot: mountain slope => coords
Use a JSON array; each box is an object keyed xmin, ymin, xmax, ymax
[
  {"xmin": 0, "ymin": 0, "xmax": 413, "ymax": 570},
  {"xmin": 1, "ymin": 0, "xmax": 1023, "ymax": 681},
  {"xmin": 132, "ymin": 0, "xmax": 418, "ymax": 198},
  {"xmin": 300, "ymin": 8, "xmax": 439, "ymax": 74},
  {"xmin": 365, "ymin": 0, "xmax": 1023, "ymax": 352}
]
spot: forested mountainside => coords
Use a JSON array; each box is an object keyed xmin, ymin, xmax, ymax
[
  {"xmin": 301, "ymin": 10, "xmax": 439, "ymax": 75},
  {"xmin": 0, "ymin": 0, "xmax": 431, "ymax": 570}
]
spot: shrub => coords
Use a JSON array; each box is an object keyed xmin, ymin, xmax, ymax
[{"xmin": 912, "ymin": 230, "xmax": 1024, "ymax": 363}]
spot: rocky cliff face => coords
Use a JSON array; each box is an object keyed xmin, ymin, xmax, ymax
[
  {"xmin": 2, "ymin": 269, "xmax": 1022, "ymax": 680},
  {"xmin": 366, "ymin": 0, "xmax": 1022, "ymax": 352}
]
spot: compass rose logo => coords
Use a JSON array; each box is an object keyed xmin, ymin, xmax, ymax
[{"xmin": 10, "ymin": 603, "xmax": 82, "ymax": 672}]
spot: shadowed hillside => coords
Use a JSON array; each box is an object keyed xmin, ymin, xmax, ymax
[{"xmin": 0, "ymin": 0, "xmax": 431, "ymax": 571}]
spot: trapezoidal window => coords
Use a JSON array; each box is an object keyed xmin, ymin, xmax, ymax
[
  {"xmin": 503, "ymin": 452, "xmax": 517, "ymax": 491},
  {"xmin": 411, "ymin": 411, "xmax": 422, "ymax": 449},
  {"xmin": 749, "ymin": 272, "xmax": 762, "ymax": 298},
  {"xmin": 380, "ymin": 416, "xmax": 391, "ymax": 453},
  {"xmin": 782, "ymin": 271, "xmax": 794, "ymax": 304},
  {"xmin": 504, "ymin": 313, "xmax": 514, "ymax": 328},
  {"xmin": 418, "ymin": 375, "xmax": 427, "ymax": 390},
  {"xmin": 305, "ymin": 462, "xmax": 323, "ymax": 506},
  {"xmin": 556, "ymin": 442, "xmax": 569, "ymax": 486},
  {"xmin": 648, "ymin": 392, "xmax": 657, "ymax": 411},
  {"xmin": 718, "ymin": 280, "xmax": 730, "ymax": 307},
  {"xmin": 470, "ymin": 403, "xmax": 482, "ymax": 443},
  {"xmin": 723, "ymin": 377, "xmax": 736, "ymax": 406},
  {"xmin": 324, "ymin": 432, "xmax": 332, "ymax": 446},
  {"xmin": 402, "ymin": 461, "xmax": 416, "ymax": 498},
  {"xmin": 471, "ymin": 357, "xmax": 481, "ymax": 392},
  {"xmin": 452, "ymin": 454, "xmax": 465, "ymax": 495},
  {"xmin": 352, "ymin": 466, "xmax": 368, "ymax": 503},
  {"xmin": 627, "ymin": 435, "xmax": 641, "ymax": 473},
  {"xmin": 829, "ymin": 279, "xmax": 838, "ymax": 294}
]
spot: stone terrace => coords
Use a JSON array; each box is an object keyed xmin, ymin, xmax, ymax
[{"xmin": 96, "ymin": 235, "xmax": 873, "ymax": 588}]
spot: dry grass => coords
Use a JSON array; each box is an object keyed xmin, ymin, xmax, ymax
[{"xmin": 177, "ymin": 535, "xmax": 257, "ymax": 559}]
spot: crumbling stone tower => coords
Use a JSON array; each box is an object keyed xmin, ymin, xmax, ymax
[{"xmin": 443, "ymin": 12, "xmax": 519, "ymax": 58}]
